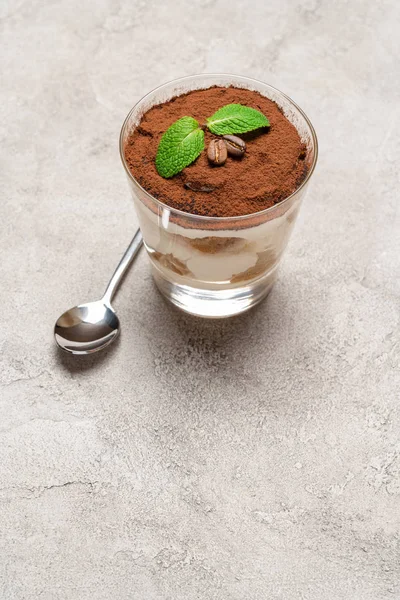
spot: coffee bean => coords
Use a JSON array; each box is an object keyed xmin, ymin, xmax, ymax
[
  {"xmin": 207, "ymin": 139, "xmax": 227, "ymax": 166},
  {"xmin": 222, "ymin": 135, "xmax": 246, "ymax": 157},
  {"xmin": 184, "ymin": 181, "xmax": 215, "ymax": 193}
]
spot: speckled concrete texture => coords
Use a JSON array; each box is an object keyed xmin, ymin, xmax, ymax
[{"xmin": 1, "ymin": 1, "xmax": 400, "ymax": 598}]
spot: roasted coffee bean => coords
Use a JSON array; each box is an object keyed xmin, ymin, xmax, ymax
[
  {"xmin": 184, "ymin": 181, "xmax": 216, "ymax": 193},
  {"xmin": 207, "ymin": 139, "xmax": 227, "ymax": 166},
  {"xmin": 222, "ymin": 135, "xmax": 246, "ymax": 157}
]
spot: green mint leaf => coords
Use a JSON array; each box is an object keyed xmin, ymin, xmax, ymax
[
  {"xmin": 155, "ymin": 117, "xmax": 205, "ymax": 178},
  {"xmin": 207, "ymin": 103, "xmax": 270, "ymax": 135}
]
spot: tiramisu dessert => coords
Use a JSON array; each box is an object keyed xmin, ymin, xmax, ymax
[{"xmin": 120, "ymin": 77, "xmax": 316, "ymax": 315}]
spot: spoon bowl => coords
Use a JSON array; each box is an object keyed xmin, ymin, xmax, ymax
[{"xmin": 55, "ymin": 301, "xmax": 120, "ymax": 354}]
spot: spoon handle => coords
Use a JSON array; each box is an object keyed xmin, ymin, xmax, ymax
[{"xmin": 102, "ymin": 228, "xmax": 143, "ymax": 304}]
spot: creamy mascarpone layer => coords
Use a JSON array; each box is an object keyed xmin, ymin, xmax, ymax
[{"xmin": 135, "ymin": 198, "xmax": 300, "ymax": 283}]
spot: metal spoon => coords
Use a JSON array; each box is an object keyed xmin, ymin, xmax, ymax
[{"xmin": 54, "ymin": 229, "xmax": 143, "ymax": 355}]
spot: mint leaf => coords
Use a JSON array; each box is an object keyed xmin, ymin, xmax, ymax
[
  {"xmin": 155, "ymin": 117, "xmax": 204, "ymax": 178},
  {"xmin": 207, "ymin": 104, "xmax": 270, "ymax": 135}
]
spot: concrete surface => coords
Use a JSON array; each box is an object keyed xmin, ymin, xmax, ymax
[{"xmin": 1, "ymin": 1, "xmax": 399, "ymax": 598}]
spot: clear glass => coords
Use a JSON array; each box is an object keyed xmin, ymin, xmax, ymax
[{"xmin": 120, "ymin": 74, "xmax": 318, "ymax": 318}]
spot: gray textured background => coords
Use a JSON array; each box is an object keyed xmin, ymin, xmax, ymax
[{"xmin": 1, "ymin": 1, "xmax": 400, "ymax": 598}]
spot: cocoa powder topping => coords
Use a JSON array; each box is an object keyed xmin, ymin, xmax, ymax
[{"xmin": 124, "ymin": 86, "xmax": 308, "ymax": 218}]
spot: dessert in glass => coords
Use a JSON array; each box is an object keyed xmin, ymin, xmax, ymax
[{"xmin": 120, "ymin": 74, "xmax": 318, "ymax": 318}]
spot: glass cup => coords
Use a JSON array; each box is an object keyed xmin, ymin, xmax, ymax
[{"xmin": 120, "ymin": 74, "xmax": 318, "ymax": 318}]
